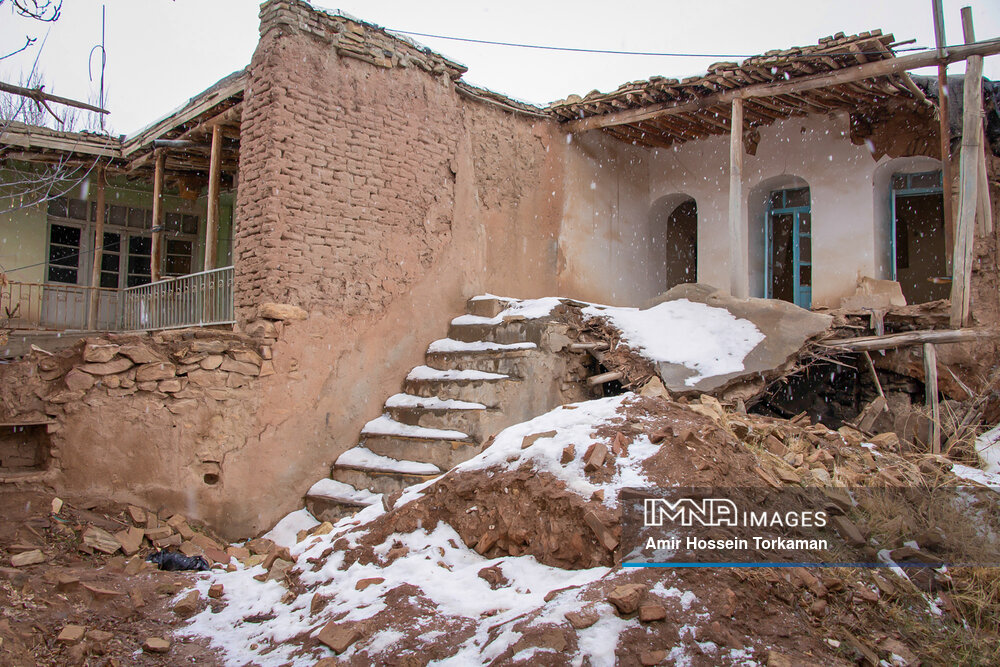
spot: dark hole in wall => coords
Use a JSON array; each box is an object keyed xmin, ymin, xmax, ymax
[
  {"xmin": 203, "ymin": 473, "xmax": 220, "ymax": 485},
  {"xmin": 748, "ymin": 357, "xmax": 926, "ymax": 430},
  {"xmin": 0, "ymin": 424, "xmax": 51, "ymax": 472}
]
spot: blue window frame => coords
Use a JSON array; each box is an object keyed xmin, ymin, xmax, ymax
[{"xmin": 765, "ymin": 187, "xmax": 811, "ymax": 309}]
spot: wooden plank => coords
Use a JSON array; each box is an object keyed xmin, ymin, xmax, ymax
[
  {"xmin": 0, "ymin": 81, "xmax": 108, "ymax": 115},
  {"xmin": 950, "ymin": 12, "xmax": 984, "ymax": 327},
  {"xmin": 204, "ymin": 124, "xmax": 223, "ymax": 272},
  {"xmin": 562, "ymin": 38, "xmax": 1000, "ymax": 132},
  {"xmin": 978, "ymin": 142, "xmax": 994, "ymax": 235},
  {"xmin": 729, "ymin": 97, "xmax": 748, "ymax": 298},
  {"xmin": 150, "ymin": 151, "xmax": 166, "ymax": 283},
  {"xmin": 87, "ymin": 166, "xmax": 106, "ymax": 330},
  {"xmin": 821, "ymin": 327, "xmax": 994, "ymax": 351},
  {"xmin": 924, "ymin": 343, "xmax": 941, "ymax": 454},
  {"xmin": 933, "ymin": 0, "xmax": 954, "ymax": 265}
]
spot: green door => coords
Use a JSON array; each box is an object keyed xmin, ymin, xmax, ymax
[{"xmin": 765, "ymin": 187, "xmax": 811, "ymax": 308}]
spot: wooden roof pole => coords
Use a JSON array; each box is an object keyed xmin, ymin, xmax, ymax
[
  {"xmin": 204, "ymin": 124, "xmax": 222, "ymax": 272},
  {"xmin": 87, "ymin": 165, "xmax": 106, "ymax": 330},
  {"xmin": 950, "ymin": 7, "xmax": 984, "ymax": 327},
  {"xmin": 151, "ymin": 150, "xmax": 166, "ymax": 283},
  {"xmin": 932, "ymin": 0, "xmax": 955, "ymax": 270},
  {"xmin": 729, "ymin": 97, "xmax": 748, "ymax": 298},
  {"xmin": 563, "ymin": 37, "xmax": 1000, "ymax": 132}
]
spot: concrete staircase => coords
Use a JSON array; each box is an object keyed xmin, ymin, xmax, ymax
[{"xmin": 303, "ymin": 295, "xmax": 586, "ymax": 524}]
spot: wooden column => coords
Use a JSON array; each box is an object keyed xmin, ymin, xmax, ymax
[
  {"xmin": 728, "ymin": 96, "xmax": 748, "ymax": 298},
  {"xmin": 87, "ymin": 165, "xmax": 106, "ymax": 330},
  {"xmin": 949, "ymin": 7, "xmax": 984, "ymax": 327},
  {"xmin": 203, "ymin": 123, "xmax": 222, "ymax": 271},
  {"xmin": 150, "ymin": 150, "xmax": 166, "ymax": 283},
  {"xmin": 932, "ymin": 0, "xmax": 954, "ymax": 267},
  {"xmin": 924, "ymin": 343, "xmax": 941, "ymax": 454}
]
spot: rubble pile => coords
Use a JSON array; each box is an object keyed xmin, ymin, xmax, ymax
[{"xmin": 174, "ymin": 392, "xmax": 999, "ymax": 665}]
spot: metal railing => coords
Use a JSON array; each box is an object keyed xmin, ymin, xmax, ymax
[
  {"xmin": 118, "ymin": 266, "xmax": 235, "ymax": 331},
  {"xmin": 0, "ymin": 281, "xmax": 119, "ymax": 331},
  {"xmin": 1, "ymin": 266, "xmax": 234, "ymax": 333}
]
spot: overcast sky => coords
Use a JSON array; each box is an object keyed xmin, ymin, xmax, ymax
[{"xmin": 1, "ymin": 0, "xmax": 999, "ymax": 136}]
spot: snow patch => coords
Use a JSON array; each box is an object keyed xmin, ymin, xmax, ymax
[
  {"xmin": 582, "ymin": 299, "xmax": 764, "ymax": 386},
  {"xmin": 384, "ymin": 393, "xmax": 486, "ymax": 410},
  {"xmin": 427, "ymin": 338, "xmax": 536, "ymax": 353},
  {"xmin": 975, "ymin": 425, "xmax": 1000, "ymax": 474},
  {"xmin": 262, "ymin": 509, "xmax": 319, "ymax": 549},
  {"xmin": 306, "ymin": 478, "xmax": 380, "ymax": 504},
  {"xmin": 361, "ymin": 414, "xmax": 469, "ymax": 440},
  {"xmin": 451, "ymin": 296, "xmax": 563, "ymax": 325},
  {"xmin": 336, "ymin": 446, "xmax": 441, "ymax": 475},
  {"xmin": 406, "ymin": 365, "xmax": 507, "ymax": 382},
  {"xmin": 952, "ymin": 463, "xmax": 1000, "ymax": 489}
]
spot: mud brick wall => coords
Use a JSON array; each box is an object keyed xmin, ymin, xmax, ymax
[{"xmin": 236, "ymin": 0, "xmax": 476, "ymax": 320}]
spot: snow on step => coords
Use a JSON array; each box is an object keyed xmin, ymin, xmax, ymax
[
  {"xmin": 451, "ymin": 296, "xmax": 564, "ymax": 325},
  {"xmin": 307, "ymin": 478, "xmax": 381, "ymax": 504},
  {"xmin": 384, "ymin": 393, "xmax": 487, "ymax": 411},
  {"xmin": 262, "ymin": 508, "xmax": 319, "ymax": 548},
  {"xmin": 362, "ymin": 414, "xmax": 469, "ymax": 440},
  {"xmin": 427, "ymin": 338, "xmax": 536, "ymax": 353},
  {"xmin": 336, "ymin": 446, "xmax": 442, "ymax": 475},
  {"xmin": 406, "ymin": 365, "xmax": 507, "ymax": 382}
]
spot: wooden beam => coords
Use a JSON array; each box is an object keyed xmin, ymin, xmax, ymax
[
  {"xmin": 950, "ymin": 9, "xmax": 984, "ymax": 327},
  {"xmin": 87, "ymin": 166, "xmax": 106, "ymax": 330},
  {"xmin": 204, "ymin": 124, "xmax": 222, "ymax": 272},
  {"xmin": 924, "ymin": 343, "xmax": 941, "ymax": 454},
  {"xmin": 932, "ymin": 0, "xmax": 955, "ymax": 270},
  {"xmin": 0, "ymin": 81, "xmax": 109, "ymax": 115},
  {"xmin": 150, "ymin": 151, "xmax": 166, "ymax": 283},
  {"xmin": 821, "ymin": 327, "xmax": 994, "ymax": 351},
  {"xmin": 729, "ymin": 97, "xmax": 748, "ymax": 298},
  {"xmin": 562, "ymin": 37, "xmax": 1000, "ymax": 132}
]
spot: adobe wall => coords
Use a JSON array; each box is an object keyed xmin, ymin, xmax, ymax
[{"xmin": 230, "ymin": 0, "xmax": 565, "ymax": 535}]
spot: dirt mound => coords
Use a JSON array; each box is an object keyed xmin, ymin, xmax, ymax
[{"xmin": 172, "ymin": 392, "xmax": 1000, "ymax": 665}]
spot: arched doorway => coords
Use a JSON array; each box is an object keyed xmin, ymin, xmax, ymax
[{"xmin": 650, "ymin": 194, "xmax": 697, "ymax": 291}]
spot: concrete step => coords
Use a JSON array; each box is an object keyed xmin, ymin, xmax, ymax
[
  {"xmin": 447, "ymin": 317, "xmax": 550, "ymax": 345},
  {"xmin": 384, "ymin": 404, "xmax": 498, "ymax": 441},
  {"xmin": 361, "ymin": 433, "xmax": 482, "ymax": 470},
  {"xmin": 402, "ymin": 374, "xmax": 518, "ymax": 406},
  {"xmin": 465, "ymin": 295, "xmax": 510, "ymax": 318},
  {"xmin": 303, "ymin": 478, "xmax": 380, "ymax": 524},
  {"xmin": 424, "ymin": 345, "xmax": 540, "ymax": 377},
  {"xmin": 331, "ymin": 465, "xmax": 439, "ymax": 496}
]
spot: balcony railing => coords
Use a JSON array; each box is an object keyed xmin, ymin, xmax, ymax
[{"xmin": 1, "ymin": 266, "xmax": 235, "ymax": 333}]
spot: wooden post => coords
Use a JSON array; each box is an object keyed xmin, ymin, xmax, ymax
[
  {"xmin": 949, "ymin": 7, "xmax": 983, "ymax": 327},
  {"xmin": 924, "ymin": 343, "xmax": 941, "ymax": 454},
  {"xmin": 203, "ymin": 123, "xmax": 222, "ymax": 272},
  {"xmin": 87, "ymin": 165, "xmax": 106, "ymax": 330},
  {"xmin": 151, "ymin": 150, "xmax": 166, "ymax": 283},
  {"xmin": 729, "ymin": 96, "xmax": 748, "ymax": 298},
  {"xmin": 932, "ymin": 0, "xmax": 954, "ymax": 267}
]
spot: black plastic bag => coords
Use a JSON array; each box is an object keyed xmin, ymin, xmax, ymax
[{"xmin": 147, "ymin": 549, "xmax": 210, "ymax": 571}]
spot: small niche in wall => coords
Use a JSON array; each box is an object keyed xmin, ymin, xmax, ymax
[{"xmin": 0, "ymin": 422, "xmax": 53, "ymax": 473}]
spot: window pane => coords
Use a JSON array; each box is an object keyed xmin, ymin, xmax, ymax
[
  {"xmin": 50, "ymin": 223, "xmax": 81, "ymax": 246},
  {"xmin": 102, "ymin": 232, "xmax": 120, "ymax": 252},
  {"xmin": 182, "ymin": 214, "xmax": 199, "ymax": 235},
  {"xmin": 100, "ymin": 272, "xmax": 118, "ymax": 288},
  {"xmin": 799, "ymin": 239, "xmax": 811, "ymax": 263},
  {"xmin": 769, "ymin": 192, "xmax": 783, "ymax": 209},
  {"xmin": 68, "ymin": 198, "xmax": 89, "ymax": 220},
  {"xmin": 48, "ymin": 245, "xmax": 79, "ymax": 266},
  {"xmin": 786, "ymin": 188, "xmax": 809, "ymax": 208},
  {"xmin": 126, "ymin": 273, "xmax": 150, "ymax": 288},
  {"xmin": 129, "ymin": 235, "xmax": 151, "ymax": 255},
  {"xmin": 127, "ymin": 207, "xmax": 149, "ymax": 229},
  {"xmin": 109, "ymin": 205, "xmax": 127, "ymax": 226},
  {"xmin": 47, "ymin": 197, "xmax": 68, "ymax": 218},
  {"xmin": 799, "ymin": 212, "xmax": 811, "ymax": 235},
  {"xmin": 800, "ymin": 265, "xmax": 812, "ymax": 287},
  {"xmin": 47, "ymin": 266, "xmax": 77, "ymax": 283},
  {"xmin": 128, "ymin": 255, "xmax": 150, "ymax": 277},
  {"xmin": 101, "ymin": 253, "xmax": 119, "ymax": 272},
  {"xmin": 910, "ymin": 171, "xmax": 941, "ymax": 189},
  {"xmin": 165, "ymin": 212, "xmax": 182, "ymax": 232}
]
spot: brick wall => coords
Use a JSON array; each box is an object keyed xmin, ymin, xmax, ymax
[{"xmin": 234, "ymin": 0, "xmax": 542, "ymax": 321}]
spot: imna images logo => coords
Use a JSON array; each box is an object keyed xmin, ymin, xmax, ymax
[{"xmin": 643, "ymin": 497, "xmax": 828, "ymax": 529}]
